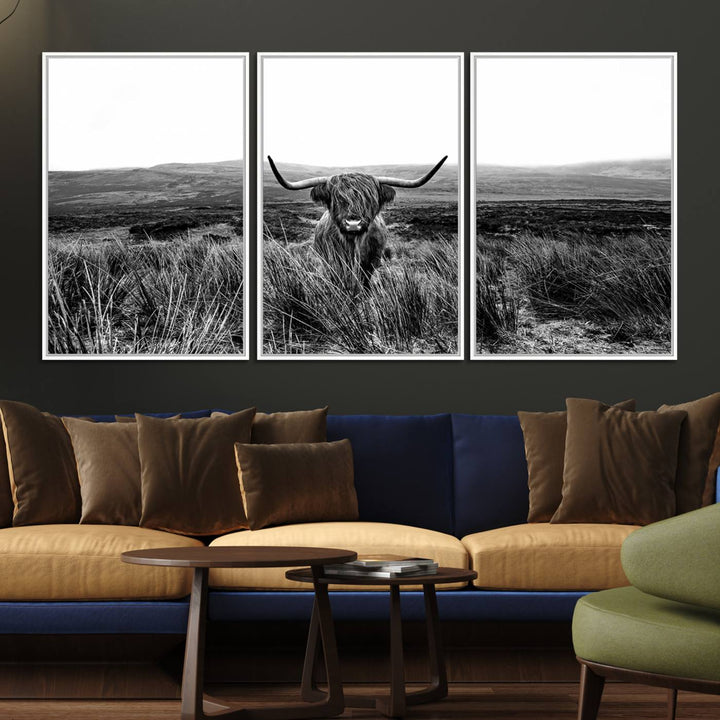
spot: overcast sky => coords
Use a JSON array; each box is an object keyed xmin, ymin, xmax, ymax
[
  {"xmin": 262, "ymin": 55, "xmax": 461, "ymax": 167},
  {"xmin": 475, "ymin": 55, "xmax": 673, "ymax": 166},
  {"xmin": 48, "ymin": 55, "xmax": 245, "ymax": 171}
]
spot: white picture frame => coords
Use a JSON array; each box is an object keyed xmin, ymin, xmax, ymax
[
  {"xmin": 257, "ymin": 52, "xmax": 465, "ymax": 361},
  {"xmin": 470, "ymin": 52, "xmax": 677, "ymax": 361},
  {"xmin": 42, "ymin": 52, "xmax": 250, "ymax": 360}
]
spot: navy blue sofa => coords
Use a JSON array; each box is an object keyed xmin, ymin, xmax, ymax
[{"xmin": 0, "ymin": 412, "xmax": 599, "ymax": 635}]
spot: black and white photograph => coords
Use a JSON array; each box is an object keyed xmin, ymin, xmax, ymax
[
  {"xmin": 43, "ymin": 53, "xmax": 248, "ymax": 359},
  {"xmin": 471, "ymin": 53, "xmax": 676, "ymax": 359},
  {"xmin": 258, "ymin": 53, "xmax": 463, "ymax": 360}
]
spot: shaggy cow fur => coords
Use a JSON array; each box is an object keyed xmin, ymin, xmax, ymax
[{"xmin": 310, "ymin": 173, "xmax": 396, "ymax": 288}]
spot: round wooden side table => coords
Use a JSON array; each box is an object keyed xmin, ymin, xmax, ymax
[
  {"xmin": 286, "ymin": 566, "xmax": 477, "ymax": 718},
  {"xmin": 122, "ymin": 546, "xmax": 356, "ymax": 720}
]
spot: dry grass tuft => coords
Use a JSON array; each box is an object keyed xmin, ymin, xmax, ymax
[
  {"xmin": 47, "ymin": 235, "xmax": 244, "ymax": 355},
  {"xmin": 475, "ymin": 231, "xmax": 671, "ymax": 355},
  {"xmin": 262, "ymin": 230, "xmax": 459, "ymax": 356}
]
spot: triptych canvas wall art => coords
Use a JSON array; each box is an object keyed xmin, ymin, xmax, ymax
[{"xmin": 42, "ymin": 52, "xmax": 676, "ymax": 361}]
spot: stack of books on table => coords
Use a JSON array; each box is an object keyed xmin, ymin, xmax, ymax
[{"xmin": 323, "ymin": 557, "xmax": 438, "ymax": 579}]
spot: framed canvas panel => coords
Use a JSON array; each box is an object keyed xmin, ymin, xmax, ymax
[
  {"xmin": 471, "ymin": 53, "xmax": 677, "ymax": 360},
  {"xmin": 257, "ymin": 52, "xmax": 464, "ymax": 360},
  {"xmin": 42, "ymin": 53, "xmax": 249, "ymax": 359}
]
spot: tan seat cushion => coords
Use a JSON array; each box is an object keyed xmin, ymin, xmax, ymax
[
  {"xmin": 209, "ymin": 522, "xmax": 469, "ymax": 591},
  {"xmin": 0, "ymin": 525, "xmax": 203, "ymax": 600},
  {"xmin": 462, "ymin": 523, "xmax": 639, "ymax": 591}
]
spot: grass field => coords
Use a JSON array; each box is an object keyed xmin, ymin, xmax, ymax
[
  {"xmin": 47, "ymin": 160, "xmax": 247, "ymax": 356},
  {"xmin": 475, "ymin": 200, "xmax": 672, "ymax": 356},
  {"xmin": 261, "ymin": 206, "xmax": 459, "ymax": 356},
  {"xmin": 47, "ymin": 233, "xmax": 244, "ymax": 355},
  {"xmin": 46, "ymin": 160, "xmax": 670, "ymax": 357}
]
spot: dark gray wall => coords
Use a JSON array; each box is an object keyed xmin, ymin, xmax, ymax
[{"xmin": 0, "ymin": 0, "xmax": 718, "ymax": 415}]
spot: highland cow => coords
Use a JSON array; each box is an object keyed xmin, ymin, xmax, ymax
[{"xmin": 267, "ymin": 155, "xmax": 447, "ymax": 288}]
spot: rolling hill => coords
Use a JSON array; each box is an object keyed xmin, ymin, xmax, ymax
[
  {"xmin": 476, "ymin": 159, "xmax": 671, "ymax": 201},
  {"xmin": 48, "ymin": 160, "xmax": 244, "ymax": 214},
  {"xmin": 48, "ymin": 157, "xmax": 671, "ymax": 217}
]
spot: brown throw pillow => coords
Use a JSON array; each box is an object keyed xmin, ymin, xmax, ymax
[
  {"xmin": 658, "ymin": 393, "xmax": 720, "ymax": 514},
  {"xmin": 0, "ymin": 400, "xmax": 81, "ymax": 525},
  {"xmin": 252, "ymin": 408, "xmax": 328, "ymax": 443},
  {"xmin": 519, "ymin": 399, "xmax": 636, "ymax": 522},
  {"xmin": 704, "ymin": 426, "xmax": 720, "ymax": 507},
  {"xmin": 62, "ymin": 417, "xmax": 141, "ymax": 525},
  {"xmin": 235, "ymin": 439, "xmax": 358, "ymax": 531},
  {"xmin": 0, "ymin": 430, "xmax": 13, "ymax": 528},
  {"xmin": 138, "ymin": 409, "xmax": 256, "ymax": 536},
  {"xmin": 552, "ymin": 398, "xmax": 686, "ymax": 525},
  {"xmin": 212, "ymin": 407, "xmax": 328, "ymax": 444}
]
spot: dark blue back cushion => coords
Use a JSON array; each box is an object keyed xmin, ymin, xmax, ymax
[
  {"xmin": 452, "ymin": 414, "xmax": 529, "ymax": 538},
  {"xmin": 327, "ymin": 414, "xmax": 454, "ymax": 534},
  {"xmin": 85, "ymin": 409, "xmax": 212, "ymax": 423}
]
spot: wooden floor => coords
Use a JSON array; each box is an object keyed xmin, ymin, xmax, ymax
[{"xmin": 1, "ymin": 683, "xmax": 719, "ymax": 719}]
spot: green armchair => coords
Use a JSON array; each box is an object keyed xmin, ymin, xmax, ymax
[{"xmin": 572, "ymin": 503, "xmax": 720, "ymax": 720}]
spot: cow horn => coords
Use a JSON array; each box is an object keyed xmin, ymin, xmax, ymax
[
  {"xmin": 375, "ymin": 156, "xmax": 448, "ymax": 188},
  {"xmin": 267, "ymin": 156, "xmax": 329, "ymax": 190}
]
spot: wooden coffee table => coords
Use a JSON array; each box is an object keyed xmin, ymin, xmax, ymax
[
  {"xmin": 286, "ymin": 565, "xmax": 477, "ymax": 718},
  {"xmin": 122, "ymin": 546, "xmax": 356, "ymax": 720}
]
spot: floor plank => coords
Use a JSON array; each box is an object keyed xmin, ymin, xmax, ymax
[{"xmin": 0, "ymin": 683, "xmax": 718, "ymax": 719}]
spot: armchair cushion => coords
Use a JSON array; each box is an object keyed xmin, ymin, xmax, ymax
[
  {"xmin": 621, "ymin": 503, "xmax": 720, "ymax": 611},
  {"xmin": 573, "ymin": 586, "xmax": 720, "ymax": 681}
]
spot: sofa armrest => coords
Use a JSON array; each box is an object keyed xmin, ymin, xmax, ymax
[{"xmin": 621, "ymin": 503, "xmax": 720, "ymax": 611}]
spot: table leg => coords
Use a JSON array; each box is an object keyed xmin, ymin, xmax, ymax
[
  {"xmin": 300, "ymin": 597, "xmax": 323, "ymax": 702},
  {"xmin": 310, "ymin": 567, "xmax": 345, "ymax": 715},
  {"xmin": 405, "ymin": 584, "xmax": 448, "ymax": 705},
  {"xmin": 230, "ymin": 567, "xmax": 343, "ymax": 719},
  {"xmin": 181, "ymin": 566, "xmax": 343, "ymax": 720},
  {"xmin": 344, "ymin": 583, "xmax": 448, "ymax": 718},
  {"xmin": 375, "ymin": 585, "xmax": 407, "ymax": 718},
  {"xmin": 389, "ymin": 585, "xmax": 407, "ymax": 716},
  {"xmin": 181, "ymin": 567, "xmax": 209, "ymax": 720}
]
